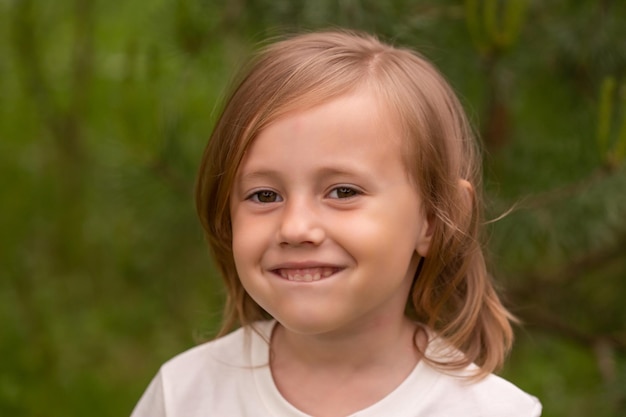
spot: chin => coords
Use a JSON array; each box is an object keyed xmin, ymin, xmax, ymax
[{"xmin": 272, "ymin": 312, "xmax": 342, "ymax": 336}]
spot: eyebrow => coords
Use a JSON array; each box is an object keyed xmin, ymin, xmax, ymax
[
  {"xmin": 238, "ymin": 165, "xmax": 367, "ymax": 184},
  {"xmin": 237, "ymin": 169, "xmax": 281, "ymax": 183},
  {"xmin": 316, "ymin": 166, "xmax": 370, "ymax": 181}
]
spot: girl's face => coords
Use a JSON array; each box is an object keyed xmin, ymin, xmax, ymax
[{"xmin": 229, "ymin": 91, "xmax": 432, "ymax": 337}]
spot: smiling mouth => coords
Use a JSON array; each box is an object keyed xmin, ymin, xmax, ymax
[{"xmin": 274, "ymin": 267, "xmax": 339, "ymax": 282}]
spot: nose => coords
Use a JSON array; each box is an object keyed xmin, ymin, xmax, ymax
[{"xmin": 278, "ymin": 196, "xmax": 325, "ymax": 246}]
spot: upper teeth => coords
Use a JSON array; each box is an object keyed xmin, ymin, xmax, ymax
[{"xmin": 279, "ymin": 267, "xmax": 335, "ymax": 282}]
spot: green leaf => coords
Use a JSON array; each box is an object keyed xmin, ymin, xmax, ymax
[{"xmin": 597, "ymin": 76, "xmax": 616, "ymax": 155}]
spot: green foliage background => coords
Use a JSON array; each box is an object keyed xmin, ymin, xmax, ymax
[{"xmin": 2, "ymin": 0, "xmax": 625, "ymax": 416}]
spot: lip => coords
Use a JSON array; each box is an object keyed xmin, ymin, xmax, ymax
[{"xmin": 269, "ymin": 262, "xmax": 344, "ymax": 283}]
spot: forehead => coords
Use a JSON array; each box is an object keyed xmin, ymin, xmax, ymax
[
  {"xmin": 235, "ymin": 90, "xmax": 408, "ymax": 180},
  {"xmin": 266, "ymin": 89, "xmax": 399, "ymax": 144}
]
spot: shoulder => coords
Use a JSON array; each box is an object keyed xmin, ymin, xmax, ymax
[
  {"xmin": 158, "ymin": 320, "xmax": 273, "ymax": 382},
  {"xmin": 130, "ymin": 321, "xmax": 275, "ymax": 417},
  {"xmin": 419, "ymin": 335, "xmax": 542, "ymax": 417},
  {"xmin": 418, "ymin": 364, "xmax": 542, "ymax": 417},
  {"xmin": 453, "ymin": 372, "xmax": 542, "ymax": 417}
]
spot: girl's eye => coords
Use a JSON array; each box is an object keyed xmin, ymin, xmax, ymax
[
  {"xmin": 249, "ymin": 190, "xmax": 282, "ymax": 203},
  {"xmin": 328, "ymin": 186, "xmax": 360, "ymax": 199}
]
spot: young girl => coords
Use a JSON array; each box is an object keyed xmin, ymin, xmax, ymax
[{"xmin": 131, "ymin": 30, "xmax": 541, "ymax": 417}]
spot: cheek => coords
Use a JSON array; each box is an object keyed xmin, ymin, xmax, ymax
[
  {"xmin": 231, "ymin": 209, "xmax": 272, "ymax": 266},
  {"xmin": 333, "ymin": 212, "xmax": 417, "ymax": 266},
  {"xmin": 339, "ymin": 202, "xmax": 422, "ymax": 246},
  {"xmin": 231, "ymin": 227, "xmax": 263, "ymax": 297},
  {"xmin": 230, "ymin": 209, "xmax": 252, "ymax": 266}
]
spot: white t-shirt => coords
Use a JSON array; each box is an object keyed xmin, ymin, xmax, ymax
[{"xmin": 130, "ymin": 321, "xmax": 541, "ymax": 417}]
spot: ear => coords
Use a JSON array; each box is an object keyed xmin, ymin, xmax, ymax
[
  {"xmin": 415, "ymin": 179, "xmax": 474, "ymax": 258},
  {"xmin": 415, "ymin": 211, "xmax": 435, "ymax": 257},
  {"xmin": 459, "ymin": 179, "xmax": 474, "ymax": 207},
  {"xmin": 458, "ymin": 178, "xmax": 475, "ymax": 232}
]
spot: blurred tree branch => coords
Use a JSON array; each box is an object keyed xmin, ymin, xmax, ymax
[
  {"xmin": 11, "ymin": 0, "xmax": 94, "ymax": 270},
  {"xmin": 503, "ymin": 166, "xmax": 620, "ymax": 212},
  {"xmin": 508, "ymin": 228, "xmax": 626, "ymax": 374}
]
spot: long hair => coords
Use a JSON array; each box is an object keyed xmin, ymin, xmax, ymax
[{"xmin": 195, "ymin": 30, "xmax": 515, "ymax": 378}]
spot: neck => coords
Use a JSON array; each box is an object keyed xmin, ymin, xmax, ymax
[
  {"xmin": 271, "ymin": 315, "xmax": 423, "ymax": 372},
  {"xmin": 269, "ymin": 315, "xmax": 427, "ymax": 417}
]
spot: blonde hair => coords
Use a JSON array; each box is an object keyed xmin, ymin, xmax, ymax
[{"xmin": 195, "ymin": 30, "xmax": 515, "ymax": 378}]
